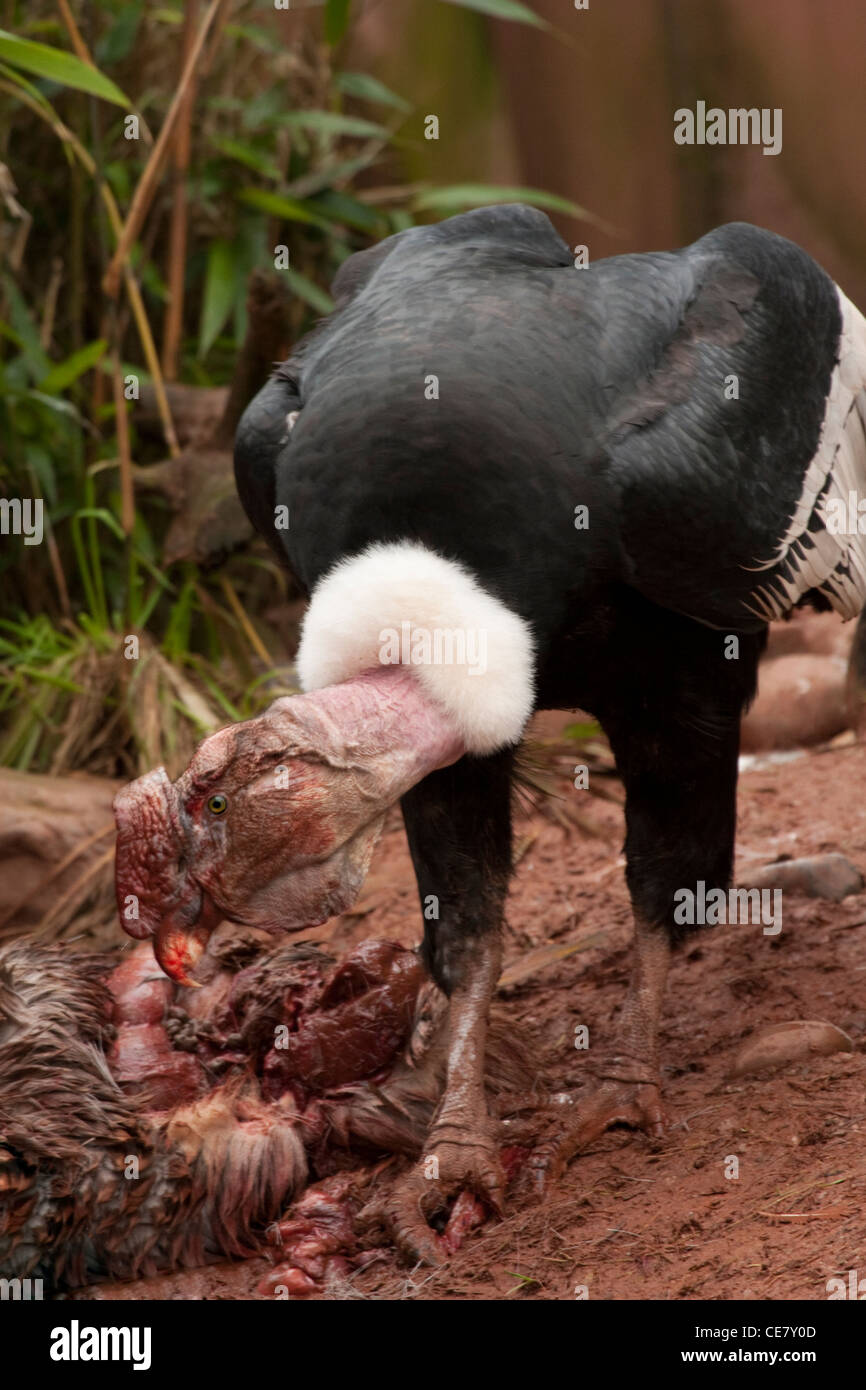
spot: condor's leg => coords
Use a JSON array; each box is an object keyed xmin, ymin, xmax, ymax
[
  {"xmin": 363, "ymin": 747, "xmax": 514, "ymax": 1265},
  {"xmin": 533, "ymin": 615, "xmax": 764, "ymax": 1185}
]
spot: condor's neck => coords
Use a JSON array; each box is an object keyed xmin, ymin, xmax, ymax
[{"xmin": 285, "ymin": 666, "xmax": 466, "ymax": 798}]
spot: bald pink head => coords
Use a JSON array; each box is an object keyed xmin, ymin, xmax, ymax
[{"xmin": 114, "ymin": 669, "xmax": 463, "ymax": 984}]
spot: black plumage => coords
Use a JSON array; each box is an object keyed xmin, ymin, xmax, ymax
[
  {"xmin": 237, "ymin": 207, "xmax": 852, "ymax": 633},
  {"xmin": 233, "ymin": 205, "xmax": 866, "ymax": 1258}
]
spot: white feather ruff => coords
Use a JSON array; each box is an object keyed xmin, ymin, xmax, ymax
[{"xmin": 296, "ymin": 541, "xmax": 536, "ymax": 755}]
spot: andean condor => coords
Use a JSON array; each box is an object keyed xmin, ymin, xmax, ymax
[{"xmin": 115, "ymin": 205, "xmax": 866, "ymax": 1264}]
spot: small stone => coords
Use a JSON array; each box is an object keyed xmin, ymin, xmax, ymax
[
  {"xmin": 765, "ymin": 613, "xmax": 852, "ymax": 662},
  {"xmin": 740, "ymin": 654, "xmax": 849, "ymax": 751},
  {"xmin": 739, "ymin": 853, "xmax": 864, "ymax": 902},
  {"xmin": 731, "ymin": 1020, "xmax": 855, "ymax": 1076}
]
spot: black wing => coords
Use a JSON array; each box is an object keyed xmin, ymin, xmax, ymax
[{"xmin": 599, "ymin": 222, "xmax": 866, "ymax": 629}]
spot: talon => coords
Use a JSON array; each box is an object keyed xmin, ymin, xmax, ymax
[
  {"xmin": 357, "ymin": 1127, "xmax": 507, "ymax": 1265},
  {"xmin": 529, "ymin": 1074, "xmax": 667, "ymax": 1191}
]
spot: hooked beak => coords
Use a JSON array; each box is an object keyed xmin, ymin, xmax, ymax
[
  {"xmin": 149, "ymin": 885, "xmax": 224, "ymax": 988},
  {"xmin": 114, "ymin": 766, "xmax": 222, "ymax": 987},
  {"xmin": 154, "ymin": 915, "xmax": 212, "ymax": 988}
]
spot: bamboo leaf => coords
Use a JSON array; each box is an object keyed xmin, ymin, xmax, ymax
[
  {"xmin": 224, "ymin": 23, "xmax": 282, "ymax": 53},
  {"xmin": 279, "ymin": 109, "xmax": 391, "ymax": 141},
  {"xmin": 282, "ymin": 269, "xmax": 335, "ymax": 316},
  {"xmin": 25, "ymin": 442, "xmax": 57, "ymax": 507},
  {"xmin": 335, "ymin": 71, "xmax": 411, "ymax": 113},
  {"xmin": 237, "ymin": 187, "xmax": 333, "ymax": 229},
  {"xmin": 414, "ymin": 183, "xmax": 595, "ymax": 221},
  {"xmin": 211, "ymin": 137, "xmax": 281, "ymax": 180},
  {"xmin": 0, "ymin": 319, "xmax": 27, "ymax": 350},
  {"xmin": 440, "ymin": 0, "xmax": 547, "ymax": 26},
  {"xmin": 23, "ymin": 390, "xmax": 82, "ymax": 422},
  {"xmin": 283, "ymin": 150, "xmax": 388, "ymax": 202},
  {"xmin": 0, "ymin": 58, "xmax": 51, "ymax": 108},
  {"xmin": 198, "ymin": 239, "xmax": 236, "ymax": 360},
  {"xmin": 0, "ymin": 272, "xmax": 50, "ymax": 376},
  {"xmin": 96, "ymin": 2, "xmax": 143, "ymax": 65},
  {"xmin": 0, "ymin": 30, "xmax": 130, "ymax": 106},
  {"xmin": 308, "ymin": 189, "xmax": 384, "ymax": 235},
  {"xmin": 324, "ymin": 0, "xmax": 352, "ymax": 46},
  {"xmin": 38, "ymin": 338, "xmax": 108, "ymax": 394},
  {"xmin": 72, "ymin": 507, "xmax": 127, "ymax": 543}
]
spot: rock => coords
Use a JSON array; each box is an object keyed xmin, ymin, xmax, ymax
[
  {"xmin": 739, "ymin": 853, "xmax": 864, "ymax": 901},
  {"xmin": 134, "ymin": 382, "xmax": 228, "ymax": 448},
  {"xmin": 765, "ymin": 612, "xmax": 852, "ymax": 662},
  {"xmin": 731, "ymin": 1020, "xmax": 854, "ymax": 1076},
  {"xmin": 740, "ymin": 653, "xmax": 849, "ymax": 751}
]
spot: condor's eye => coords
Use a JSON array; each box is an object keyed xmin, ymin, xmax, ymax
[{"xmin": 207, "ymin": 793, "xmax": 228, "ymax": 816}]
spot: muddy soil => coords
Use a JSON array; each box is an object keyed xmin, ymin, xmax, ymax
[{"xmin": 74, "ymin": 725, "xmax": 866, "ymax": 1302}]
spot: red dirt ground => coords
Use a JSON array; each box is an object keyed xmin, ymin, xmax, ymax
[{"xmin": 76, "ymin": 723, "xmax": 866, "ymax": 1303}]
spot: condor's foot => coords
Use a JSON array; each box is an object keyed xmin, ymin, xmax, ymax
[
  {"xmin": 528, "ymin": 1059, "xmax": 666, "ymax": 1192},
  {"xmin": 359, "ymin": 1117, "xmax": 505, "ymax": 1267},
  {"xmin": 527, "ymin": 912, "xmax": 672, "ymax": 1190}
]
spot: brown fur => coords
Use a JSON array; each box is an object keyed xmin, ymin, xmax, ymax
[
  {"xmin": 0, "ymin": 941, "xmax": 535, "ymax": 1289},
  {"xmin": 0, "ymin": 944, "xmax": 307, "ymax": 1289}
]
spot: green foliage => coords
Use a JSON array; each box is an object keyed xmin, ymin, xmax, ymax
[
  {"xmin": 0, "ymin": 28, "xmax": 130, "ymax": 103},
  {"xmin": 413, "ymin": 183, "xmax": 594, "ymax": 220},
  {"xmin": 0, "ymin": 0, "xmax": 575, "ymax": 775},
  {"xmin": 38, "ymin": 340, "xmax": 108, "ymax": 394},
  {"xmin": 440, "ymin": 0, "xmax": 547, "ymax": 27},
  {"xmin": 324, "ymin": 0, "xmax": 352, "ymax": 47},
  {"xmin": 198, "ymin": 240, "xmax": 236, "ymax": 360},
  {"xmin": 0, "ymin": 274, "xmax": 85, "ymax": 518},
  {"xmin": 335, "ymin": 72, "xmax": 412, "ymax": 113},
  {"xmin": 563, "ymin": 720, "xmax": 603, "ymax": 743}
]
